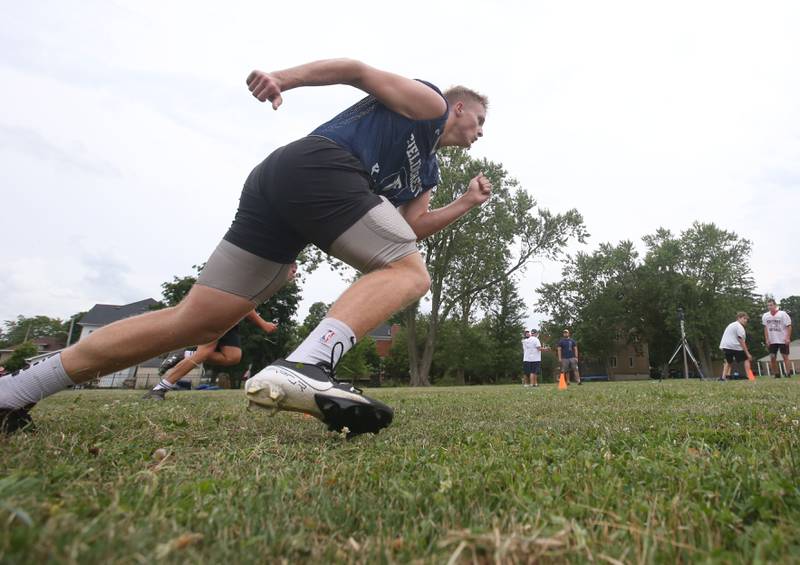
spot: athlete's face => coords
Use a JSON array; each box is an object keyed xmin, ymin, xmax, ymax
[
  {"xmin": 449, "ymin": 100, "xmax": 486, "ymax": 148},
  {"xmin": 768, "ymin": 301, "xmax": 778, "ymax": 314}
]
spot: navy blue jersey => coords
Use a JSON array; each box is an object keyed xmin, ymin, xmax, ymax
[
  {"xmin": 558, "ymin": 338, "xmax": 577, "ymax": 359},
  {"xmin": 310, "ymin": 80, "xmax": 448, "ymax": 206}
]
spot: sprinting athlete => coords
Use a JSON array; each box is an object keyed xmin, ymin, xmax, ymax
[{"xmin": 1, "ymin": 58, "xmax": 491, "ymax": 437}]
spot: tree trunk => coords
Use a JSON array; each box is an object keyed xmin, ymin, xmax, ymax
[
  {"xmin": 405, "ymin": 305, "xmax": 423, "ymax": 386},
  {"xmin": 414, "ymin": 327, "xmax": 437, "ymax": 386},
  {"xmin": 455, "ymin": 367, "xmax": 465, "ymax": 385}
]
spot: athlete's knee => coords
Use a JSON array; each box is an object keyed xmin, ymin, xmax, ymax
[
  {"xmin": 171, "ymin": 286, "xmax": 250, "ymax": 343},
  {"xmin": 390, "ymin": 254, "xmax": 430, "ymax": 297}
]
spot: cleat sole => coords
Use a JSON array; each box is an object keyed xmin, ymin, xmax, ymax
[{"xmin": 315, "ymin": 394, "xmax": 393, "ymax": 438}]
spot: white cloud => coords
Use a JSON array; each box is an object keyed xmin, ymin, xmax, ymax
[{"xmin": 1, "ymin": 0, "xmax": 798, "ymax": 331}]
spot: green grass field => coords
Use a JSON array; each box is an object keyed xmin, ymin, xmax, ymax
[{"xmin": 2, "ymin": 379, "xmax": 799, "ymax": 563}]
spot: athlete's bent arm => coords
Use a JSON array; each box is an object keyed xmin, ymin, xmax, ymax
[
  {"xmin": 246, "ymin": 59, "xmax": 446, "ymax": 120},
  {"xmin": 244, "ymin": 310, "xmax": 278, "ymax": 334},
  {"xmin": 400, "ymin": 174, "xmax": 492, "ymax": 240}
]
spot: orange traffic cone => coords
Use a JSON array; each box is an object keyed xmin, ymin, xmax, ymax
[
  {"xmin": 558, "ymin": 372, "xmax": 568, "ymax": 390},
  {"xmin": 747, "ymin": 367, "xmax": 756, "ymax": 381}
]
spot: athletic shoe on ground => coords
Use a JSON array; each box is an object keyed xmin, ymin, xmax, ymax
[
  {"xmin": 142, "ymin": 388, "xmax": 167, "ymax": 401},
  {"xmin": 0, "ymin": 405, "xmax": 35, "ymax": 434},
  {"xmin": 245, "ymin": 359, "xmax": 393, "ymax": 437},
  {"xmin": 158, "ymin": 353, "xmax": 183, "ymax": 376}
]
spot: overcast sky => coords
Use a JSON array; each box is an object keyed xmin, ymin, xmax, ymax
[{"xmin": 2, "ymin": 0, "xmax": 798, "ymax": 331}]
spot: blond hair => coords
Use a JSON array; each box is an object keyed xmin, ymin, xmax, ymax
[{"xmin": 443, "ymin": 86, "xmax": 489, "ymax": 110}]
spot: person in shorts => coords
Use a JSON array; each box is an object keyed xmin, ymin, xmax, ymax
[
  {"xmin": 1, "ymin": 59, "xmax": 492, "ymax": 437},
  {"xmin": 762, "ymin": 298, "xmax": 793, "ymax": 377},
  {"xmin": 718, "ymin": 312, "xmax": 752, "ymax": 381},
  {"xmin": 523, "ymin": 329, "xmax": 546, "ymax": 387},
  {"xmin": 557, "ymin": 329, "xmax": 581, "ymax": 385}
]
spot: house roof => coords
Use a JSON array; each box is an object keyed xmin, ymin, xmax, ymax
[
  {"xmin": 369, "ymin": 324, "xmax": 394, "ymax": 340},
  {"xmin": 0, "ymin": 335, "xmax": 67, "ymax": 354},
  {"xmin": 79, "ymin": 298, "xmax": 160, "ymax": 327}
]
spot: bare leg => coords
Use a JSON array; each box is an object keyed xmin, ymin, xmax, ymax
[
  {"xmin": 327, "ymin": 252, "xmax": 430, "ymax": 338},
  {"xmin": 162, "ymin": 342, "xmax": 218, "ymax": 386},
  {"xmin": 62, "ymin": 285, "xmax": 255, "ymax": 383}
]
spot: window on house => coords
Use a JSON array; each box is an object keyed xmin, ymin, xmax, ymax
[
  {"xmin": 610, "ymin": 356, "xmax": 617, "ymax": 368},
  {"xmin": 629, "ymin": 357, "xmax": 635, "ymax": 368}
]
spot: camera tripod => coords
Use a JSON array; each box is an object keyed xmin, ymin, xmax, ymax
[{"xmin": 667, "ymin": 310, "xmax": 706, "ymax": 380}]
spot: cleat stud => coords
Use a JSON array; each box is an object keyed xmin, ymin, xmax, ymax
[{"xmin": 269, "ymin": 385, "xmax": 285, "ymax": 401}]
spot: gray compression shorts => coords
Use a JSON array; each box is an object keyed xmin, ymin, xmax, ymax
[{"xmin": 197, "ymin": 198, "xmax": 418, "ymax": 303}]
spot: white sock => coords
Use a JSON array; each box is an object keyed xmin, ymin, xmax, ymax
[
  {"xmin": 0, "ymin": 354, "xmax": 74, "ymax": 409},
  {"xmin": 153, "ymin": 379, "xmax": 176, "ymax": 392},
  {"xmin": 286, "ymin": 318, "xmax": 356, "ymax": 367}
]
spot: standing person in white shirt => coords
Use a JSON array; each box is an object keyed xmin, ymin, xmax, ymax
[
  {"xmin": 718, "ymin": 312, "xmax": 752, "ymax": 381},
  {"xmin": 521, "ymin": 330, "xmax": 533, "ymax": 386},
  {"xmin": 521, "ymin": 329, "xmax": 547, "ymax": 387},
  {"xmin": 762, "ymin": 298, "xmax": 793, "ymax": 377}
]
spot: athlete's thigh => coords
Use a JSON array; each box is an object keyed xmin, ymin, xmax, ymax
[{"xmin": 329, "ymin": 197, "xmax": 419, "ymax": 273}]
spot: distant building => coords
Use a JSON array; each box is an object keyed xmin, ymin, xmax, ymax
[
  {"xmin": 0, "ymin": 335, "xmax": 67, "ymax": 366},
  {"xmin": 77, "ymin": 298, "xmax": 160, "ymax": 340},
  {"xmin": 76, "ymin": 298, "xmax": 202, "ymax": 389},
  {"xmin": 369, "ymin": 324, "xmax": 400, "ymax": 358},
  {"xmin": 607, "ymin": 339, "xmax": 651, "ymax": 380}
]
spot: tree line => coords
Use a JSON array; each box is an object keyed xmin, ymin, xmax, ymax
[{"xmin": 3, "ymin": 149, "xmax": 793, "ymax": 382}]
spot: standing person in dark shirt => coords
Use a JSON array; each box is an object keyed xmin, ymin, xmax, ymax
[
  {"xmin": 1, "ymin": 59, "xmax": 491, "ymax": 437},
  {"xmin": 557, "ymin": 329, "xmax": 581, "ymax": 385}
]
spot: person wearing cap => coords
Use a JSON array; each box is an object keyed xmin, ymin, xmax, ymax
[
  {"xmin": 523, "ymin": 329, "xmax": 547, "ymax": 387},
  {"xmin": 557, "ymin": 329, "xmax": 581, "ymax": 385}
]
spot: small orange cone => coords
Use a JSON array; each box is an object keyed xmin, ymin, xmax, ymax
[
  {"xmin": 558, "ymin": 372, "xmax": 568, "ymax": 390},
  {"xmin": 747, "ymin": 367, "xmax": 756, "ymax": 381}
]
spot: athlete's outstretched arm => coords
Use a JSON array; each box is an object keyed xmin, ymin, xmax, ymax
[
  {"xmin": 399, "ymin": 173, "xmax": 492, "ymax": 240},
  {"xmin": 246, "ymin": 59, "xmax": 446, "ymax": 120}
]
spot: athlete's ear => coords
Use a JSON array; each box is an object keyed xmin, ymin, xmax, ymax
[{"xmin": 454, "ymin": 101, "xmax": 464, "ymax": 116}]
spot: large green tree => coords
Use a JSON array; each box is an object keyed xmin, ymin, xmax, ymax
[
  {"xmin": 404, "ymin": 148, "xmax": 586, "ymax": 385},
  {"xmin": 640, "ymin": 223, "xmax": 758, "ymax": 375},
  {"xmin": 538, "ymin": 222, "xmax": 759, "ymax": 378},
  {"xmin": 537, "ymin": 240, "xmax": 641, "ymax": 374},
  {"xmin": 2, "ymin": 342, "xmax": 39, "ymax": 372}
]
